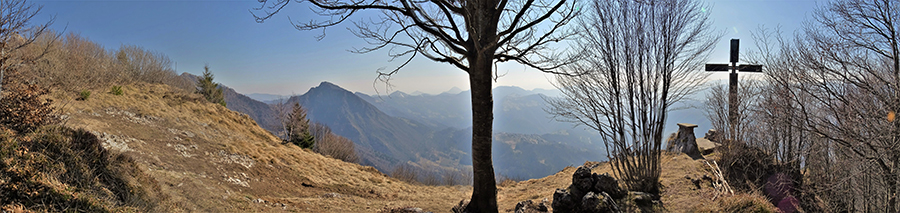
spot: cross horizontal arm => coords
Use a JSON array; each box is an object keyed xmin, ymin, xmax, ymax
[
  {"xmin": 705, "ymin": 64, "xmax": 730, "ymax": 71},
  {"xmin": 737, "ymin": 64, "xmax": 763, "ymax": 72}
]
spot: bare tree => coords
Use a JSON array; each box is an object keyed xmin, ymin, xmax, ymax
[
  {"xmin": 310, "ymin": 122, "xmax": 360, "ymax": 163},
  {"xmin": 252, "ymin": 0, "xmax": 579, "ymax": 211},
  {"xmin": 0, "ymin": 0, "xmax": 54, "ymax": 100},
  {"xmin": 271, "ymin": 97, "xmax": 292, "ymax": 140},
  {"xmin": 546, "ymin": 0, "xmax": 718, "ymax": 195},
  {"xmin": 781, "ymin": 0, "xmax": 900, "ymax": 211},
  {"xmin": 704, "ymin": 77, "xmax": 762, "ymax": 145},
  {"xmin": 732, "ymin": 0, "xmax": 900, "ymax": 211}
]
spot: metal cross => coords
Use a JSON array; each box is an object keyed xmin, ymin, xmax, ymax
[{"xmin": 705, "ymin": 39, "xmax": 763, "ymax": 139}]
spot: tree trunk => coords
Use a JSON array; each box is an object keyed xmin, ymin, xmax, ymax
[{"xmin": 465, "ymin": 53, "xmax": 498, "ymax": 213}]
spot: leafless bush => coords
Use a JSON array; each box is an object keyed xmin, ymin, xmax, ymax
[
  {"xmin": 317, "ymin": 135, "xmax": 358, "ymax": 163},
  {"xmin": 442, "ymin": 170, "xmax": 472, "ymax": 186},
  {"xmin": 391, "ymin": 164, "xmax": 419, "ymax": 184},
  {"xmin": 19, "ymin": 32, "xmax": 185, "ymax": 93},
  {"xmin": 703, "ymin": 78, "xmax": 762, "ymax": 144},
  {"xmin": 420, "ymin": 171, "xmax": 441, "ymax": 186},
  {"xmin": 0, "ymin": 0, "xmax": 56, "ymax": 99},
  {"xmin": 547, "ymin": 0, "xmax": 718, "ymax": 195}
]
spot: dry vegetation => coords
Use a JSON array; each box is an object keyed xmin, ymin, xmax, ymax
[
  {"xmin": 495, "ymin": 153, "xmax": 777, "ymax": 212},
  {"xmin": 54, "ymin": 83, "xmax": 472, "ymax": 212},
  {"xmin": 1, "ymin": 0, "xmax": 874, "ymax": 211}
]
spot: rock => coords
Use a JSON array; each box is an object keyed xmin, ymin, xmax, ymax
[
  {"xmin": 402, "ymin": 207, "xmax": 424, "ymax": 212},
  {"xmin": 552, "ymin": 188, "xmax": 576, "ymax": 212},
  {"xmin": 383, "ymin": 206, "xmax": 427, "ymax": 213},
  {"xmin": 254, "ymin": 198, "xmax": 266, "ymax": 203},
  {"xmin": 450, "ymin": 200, "xmax": 469, "ymax": 213},
  {"xmin": 629, "ymin": 191, "xmax": 657, "ymax": 205},
  {"xmin": 666, "ymin": 123, "xmax": 704, "ymax": 159},
  {"xmin": 572, "ymin": 166, "xmax": 594, "ymax": 195},
  {"xmin": 514, "ymin": 200, "xmax": 549, "ymax": 213},
  {"xmin": 322, "ymin": 192, "xmax": 342, "ymax": 198},
  {"xmin": 704, "ymin": 129, "xmax": 722, "ymax": 143},
  {"xmin": 696, "ymin": 138, "xmax": 720, "ymax": 155},
  {"xmin": 580, "ymin": 192, "xmax": 613, "ymax": 213},
  {"xmin": 593, "ymin": 173, "xmax": 626, "ymax": 199}
]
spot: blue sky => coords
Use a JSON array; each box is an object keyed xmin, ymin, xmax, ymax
[{"xmin": 33, "ymin": 0, "xmax": 820, "ymax": 95}]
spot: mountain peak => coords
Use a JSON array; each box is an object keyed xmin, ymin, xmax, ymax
[
  {"xmin": 317, "ymin": 81, "xmax": 344, "ymax": 90},
  {"xmin": 389, "ymin": 91, "xmax": 409, "ymax": 98},
  {"xmin": 444, "ymin": 87, "xmax": 463, "ymax": 95}
]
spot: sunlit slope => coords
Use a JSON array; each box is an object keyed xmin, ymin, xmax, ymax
[{"xmin": 56, "ymin": 83, "xmax": 469, "ymax": 212}]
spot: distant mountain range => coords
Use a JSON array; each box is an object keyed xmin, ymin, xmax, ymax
[
  {"xmin": 245, "ymin": 93, "xmax": 286, "ymax": 103},
  {"xmin": 207, "ymin": 76, "xmax": 709, "ymax": 179}
]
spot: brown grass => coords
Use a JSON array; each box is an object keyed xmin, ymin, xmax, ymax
[
  {"xmin": 690, "ymin": 192, "xmax": 778, "ymax": 213},
  {"xmin": 26, "ymin": 75, "xmax": 753, "ymax": 212},
  {"xmin": 493, "ymin": 152, "xmax": 762, "ymax": 212},
  {"xmin": 56, "ymin": 83, "xmax": 471, "ymax": 212},
  {"xmin": 0, "ymin": 125, "xmax": 166, "ymax": 212}
]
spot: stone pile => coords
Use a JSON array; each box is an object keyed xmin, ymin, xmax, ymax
[
  {"xmin": 552, "ymin": 166, "xmax": 625, "ymax": 212},
  {"xmin": 513, "ymin": 199, "xmax": 550, "ymax": 213}
]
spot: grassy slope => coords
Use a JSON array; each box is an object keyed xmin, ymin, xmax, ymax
[
  {"xmin": 45, "ymin": 82, "xmax": 770, "ymax": 212},
  {"xmin": 56, "ymin": 83, "xmax": 469, "ymax": 212}
]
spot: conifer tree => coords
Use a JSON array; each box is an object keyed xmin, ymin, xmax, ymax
[
  {"xmin": 285, "ymin": 103, "xmax": 314, "ymax": 148},
  {"xmin": 196, "ymin": 64, "xmax": 226, "ymax": 107}
]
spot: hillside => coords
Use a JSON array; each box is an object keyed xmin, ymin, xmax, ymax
[
  {"xmin": 53, "ymin": 83, "xmax": 470, "ymax": 212},
  {"xmin": 0, "ymin": 82, "xmax": 767, "ymax": 212}
]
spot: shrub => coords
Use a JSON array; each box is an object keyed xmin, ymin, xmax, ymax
[
  {"xmin": 719, "ymin": 193, "xmax": 779, "ymax": 213},
  {"xmin": 420, "ymin": 171, "xmax": 441, "ymax": 186},
  {"xmin": 110, "ymin": 86, "xmax": 123, "ymax": 95},
  {"xmin": 442, "ymin": 170, "xmax": 472, "ymax": 186},
  {"xmin": 78, "ymin": 90, "xmax": 91, "ymax": 101},
  {"xmin": 688, "ymin": 192, "xmax": 778, "ymax": 213},
  {"xmin": 315, "ymin": 133, "xmax": 358, "ymax": 163},
  {"xmin": 719, "ymin": 141, "xmax": 777, "ymax": 192},
  {"xmin": 391, "ymin": 164, "xmax": 419, "ymax": 184},
  {"xmin": 0, "ymin": 68, "xmax": 56, "ymax": 133}
]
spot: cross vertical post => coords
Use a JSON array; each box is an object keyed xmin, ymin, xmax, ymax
[
  {"xmin": 729, "ymin": 39, "xmax": 739, "ymax": 132},
  {"xmin": 705, "ymin": 39, "xmax": 763, "ymax": 141}
]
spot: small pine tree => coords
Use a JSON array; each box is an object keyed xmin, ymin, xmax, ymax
[
  {"xmin": 196, "ymin": 64, "xmax": 226, "ymax": 107},
  {"xmin": 285, "ymin": 103, "xmax": 314, "ymax": 148}
]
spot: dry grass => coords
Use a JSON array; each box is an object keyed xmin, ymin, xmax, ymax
[
  {"xmin": 0, "ymin": 126, "xmax": 166, "ymax": 212},
  {"xmin": 40, "ymin": 81, "xmax": 749, "ymax": 212},
  {"xmin": 56, "ymin": 83, "xmax": 471, "ymax": 212},
  {"xmin": 690, "ymin": 192, "xmax": 778, "ymax": 213},
  {"xmin": 494, "ymin": 152, "xmax": 762, "ymax": 212}
]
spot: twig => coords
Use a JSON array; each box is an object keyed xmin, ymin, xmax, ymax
[{"xmin": 705, "ymin": 160, "xmax": 734, "ymax": 200}]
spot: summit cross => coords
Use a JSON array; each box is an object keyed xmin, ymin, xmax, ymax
[{"xmin": 705, "ymin": 39, "xmax": 763, "ymax": 139}]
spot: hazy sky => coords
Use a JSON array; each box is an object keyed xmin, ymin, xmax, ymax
[{"xmin": 33, "ymin": 0, "xmax": 820, "ymax": 96}]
